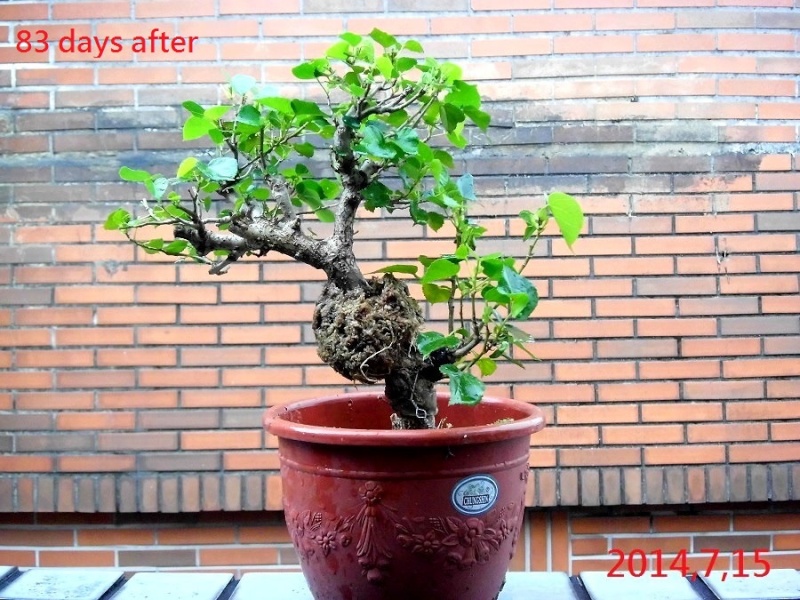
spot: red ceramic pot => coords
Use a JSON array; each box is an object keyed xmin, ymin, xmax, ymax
[{"xmin": 263, "ymin": 392, "xmax": 545, "ymax": 600}]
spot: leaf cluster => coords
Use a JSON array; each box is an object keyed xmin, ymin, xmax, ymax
[{"xmin": 104, "ymin": 29, "xmax": 583, "ymax": 407}]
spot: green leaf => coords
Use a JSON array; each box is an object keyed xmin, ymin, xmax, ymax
[
  {"xmin": 422, "ymin": 283, "xmax": 452, "ymax": 304},
  {"xmin": 290, "ymin": 99, "xmax": 324, "ymax": 116},
  {"xmin": 141, "ymin": 238, "xmax": 163, "ymax": 254},
  {"xmin": 369, "ymin": 28, "xmax": 398, "ymax": 48},
  {"xmin": 372, "ymin": 264, "xmax": 418, "ymax": 276},
  {"xmin": 463, "ymin": 106, "xmax": 491, "ymax": 131},
  {"xmin": 177, "ymin": 157, "xmax": 198, "ymax": 179},
  {"xmin": 363, "ymin": 182, "xmax": 393, "ymax": 211},
  {"xmin": 375, "ymin": 55, "xmax": 393, "ymax": 79},
  {"xmin": 340, "ymin": 32, "xmax": 362, "ymax": 46},
  {"xmin": 163, "ymin": 239, "xmax": 189, "ymax": 255},
  {"xmin": 146, "ymin": 176, "xmax": 169, "ymax": 200},
  {"xmin": 446, "ymin": 80, "xmax": 481, "ymax": 109},
  {"xmin": 326, "ymin": 40, "xmax": 350, "ymax": 60},
  {"xmin": 426, "ymin": 212, "xmax": 445, "ymax": 231},
  {"xmin": 440, "ymin": 62, "xmax": 463, "ymax": 83},
  {"xmin": 498, "ymin": 266, "xmax": 539, "ymax": 319},
  {"xmin": 119, "ymin": 166, "xmax": 151, "ymax": 182},
  {"xmin": 416, "ymin": 331, "xmax": 460, "ymax": 356},
  {"xmin": 421, "ymin": 258, "xmax": 460, "ymax": 283},
  {"xmin": 208, "ymin": 128, "xmax": 224, "ymax": 144},
  {"xmin": 394, "ymin": 128, "xmax": 419, "ymax": 155},
  {"xmin": 548, "ymin": 192, "xmax": 584, "ymax": 250},
  {"xmin": 237, "ymin": 105, "xmax": 261, "ymax": 127},
  {"xmin": 315, "ymin": 208, "xmax": 335, "ymax": 222},
  {"xmin": 258, "ymin": 97, "xmax": 294, "ymax": 115},
  {"xmin": 439, "ymin": 103, "xmax": 465, "ymax": 133},
  {"xmin": 318, "ymin": 179, "xmax": 341, "ymax": 200},
  {"xmin": 104, "ymin": 208, "xmax": 130, "ymax": 230},
  {"xmin": 403, "ymin": 39, "xmax": 424, "ymax": 53},
  {"xmin": 206, "ymin": 156, "xmax": 239, "ymax": 182},
  {"xmin": 385, "ymin": 109, "xmax": 408, "ymax": 127},
  {"xmin": 396, "ymin": 57, "xmax": 417, "ymax": 72},
  {"xmin": 182, "ymin": 100, "xmax": 205, "ymax": 117},
  {"xmin": 292, "ymin": 61, "xmax": 320, "ymax": 80},
  {"xmin": 433, "ymin": 149, "xmax": 454, "ymax": 168},
  {"xmin": 293, "ymin": 142, "xmax": 315, "ymax": 157},
  {"xmin": 183, "ymin": 116, "xmax": 214, "ymax": 141},
  {"xmin": 204, "ymin": 105, "xmax": 232, "ymax": 121},
  {"xmin": 447, "ymin": 127, "xmax": 468, "ymax": 149},
  {"xmin": 457, "ymin": 173, "xmax": 476, "ymax": 201},
  {"xmin": 476, "ymin": 358, "xmax": 497, "ymax": 377},
  {"xmin": 441, "ymin": 364, "xmax": 485, "ymax": 406},
  {"xmin": 231, "ymin": 74, "xmax": 256, "ymax": 96},
  {"xmin": 358, "ymin": 123, "xmax": 396, "ymax": 159}
]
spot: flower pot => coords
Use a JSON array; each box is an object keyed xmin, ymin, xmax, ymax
[{"xmin": 263, "ymin": 392, "xmax": 545, "ymax": 600}]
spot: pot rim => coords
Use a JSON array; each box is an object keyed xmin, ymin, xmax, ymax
[{"xmin": 263, "ymin": 391, "xmax": 545, "ymax": 447}]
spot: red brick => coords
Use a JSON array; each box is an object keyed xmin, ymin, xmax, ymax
[
  {"xmin": 637, "ymin": 318, "xmax": 718, "ymax": 337},
  {"xmin": 687, "ymin": 422, "xmax": 768, "ymax": 443},
  {"xmin": 57, "ymin": 370, "xmax": 135, "ymax": 389},
  {"xmin": 40, "ymin": 550, "xmax": 116, "ymax": 567},
  {"xmin": 159, "ymin": 527, "xmax": 236, "ymax": 545},
  {"xmin": 224, "ymin": 451, "xmax": 280, "ymax": 470},
  {"xmin": 130, "ymin": 319, "xmax": 216, "ymax": 342},
  {"xmin": 78, "ymin": 529, "xmax": 155, "ymax": 546},
  {"xmin": 730, "ymin": 443, "xmax": 800, "ymax": 463},
  {"xmin": 57, "ymin": 412, "xmax": 136, "ymax": 430},
  {"xmin": 55, "ymin": 285, "xmax": 134, "ymax": 304},
  {"xmin": 642, "ymin": 402, "xmax": 722, "ymax": 423},
  {"xmin": 135, "ymin": 0, "xmax": 215, "ymax": 17},
  {"xmin": 724, "ymin": 358, "xmax": 800, "ymax": 378},
  {"xmin": 220, "ymin": 325, "xmax": 301, "ymax": 345},
  {"xmin": 554, "ymin": 361, "xmax": 636, "ymax": 382},
  {"xmin": 557, "ymin": 405, "xmax": 639, "ymax": 426},
  {"xmin": 644, "ymin": 444, "xmax": 726, "ymax": 465},
  {"xmin": 599, "ymin": 382, "xmax": 680, "ymax": 402},
  {"xmin": 181, "ymin": 430, "xmax": 262, "ymax": 451},
  {"xmin": 720, "ymin": 78, "xmax": 796, "ymax": 97},
  {"xmin": 555, "ymin": 35, "xmax": 634, "ymax": 54},
  {"xmin": 16, "ymin": 392, "xmax": 94, "ymax": 411},
  {"xmin": 199, "ymin": 547, "xmax": 279, "ymax": 566},
  {"xmin": 16, "ymin": 350, "xmax": 94, "ymax": 368},
  {"xmin": 723, "ymin": 32, "xmax": 797, "ymax": 52},
  {"xmin": 137, "ymin": 285, "xmax": 218, "ymax": 304},
  {"xmin": 559, "ymin": 447, "xmax": 641, "ymax": 467},
  {"xmin": 139, "ymin": 368, "xmax": 219, "ymax": 388},
  {"xmin": 0, "ymin": 456, "xmax": 53, "ymax": 472},
  {"xmin": 638, "ymin": 33, "xmax": 715, "ymax": 52},
  {"xmin": 639, "ymin": 359, "xmax": 721, "ymax": 380},
  {"xmin": 727, "ymin": 400, "xmax": 800, "ymax": 420},
  {"xmin": 604, "ymin": 423, "xmax": 685, "ymax": 445},
  {"xmin": 58, "ymin": 455, "xmax": 135, "ymax": 472},
  {"xmin": 220, "ymin": 0, "xmax": 300, "ymax": 12},
  {"xmin": 97, "ymin": 306, "xmax": 176, "ymax": 325}
]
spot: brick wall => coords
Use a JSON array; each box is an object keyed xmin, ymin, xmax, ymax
[
  {"xmin": 1, "ymin": 504, "xmax": 798, "ymax": 575},
  {"xmin": 0, "ymin": 0, "xmax": 798, "ymax": 539}
]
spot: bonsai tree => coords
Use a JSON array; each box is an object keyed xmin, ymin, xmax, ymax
[{"xmin": 105, "ymin": 30, "xmax": 583, "ymax": 430}]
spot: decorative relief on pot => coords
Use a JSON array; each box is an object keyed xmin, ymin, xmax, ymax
[
  {"xmin": 395, "ymin": 501, "xmax": 522, "ymax": 570},
  {"xmin": 286, "ymin": 480, "xmax": 523, "ymax": 583},
  {"xmin": 450, "ymin": 474, "xmax": 498, "ymax": 515},
  {"xmin": 287, "ymin": 481, "xmax": 397, "ymax": 584}
]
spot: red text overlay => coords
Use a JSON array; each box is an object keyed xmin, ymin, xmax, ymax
[
  {"xmin": 607, "ymin": 548, "xmax": 771, "ymax": 580},
  {"xmin": 16, "ymin": 27, "xmax": 198, "ymax": 58}
]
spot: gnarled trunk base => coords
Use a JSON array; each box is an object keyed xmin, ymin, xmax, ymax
[{"xmin": 312, "ymin": 275, "xmax": 438, "ymax": 429}]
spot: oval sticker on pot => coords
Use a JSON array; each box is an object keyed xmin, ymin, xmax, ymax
[{"xmin": 451, "ymin": 475, "xmax": 498, "ymax": 515}]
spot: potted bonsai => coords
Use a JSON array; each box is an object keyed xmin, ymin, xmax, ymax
[{"xmin": 106, "ymin": 30, "xmax": 582, "ymax": 600}]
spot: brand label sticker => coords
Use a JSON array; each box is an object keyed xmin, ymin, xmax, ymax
[{"xmin": 451, "ymin": 475, "xmax": 499, "ymax": 515}]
